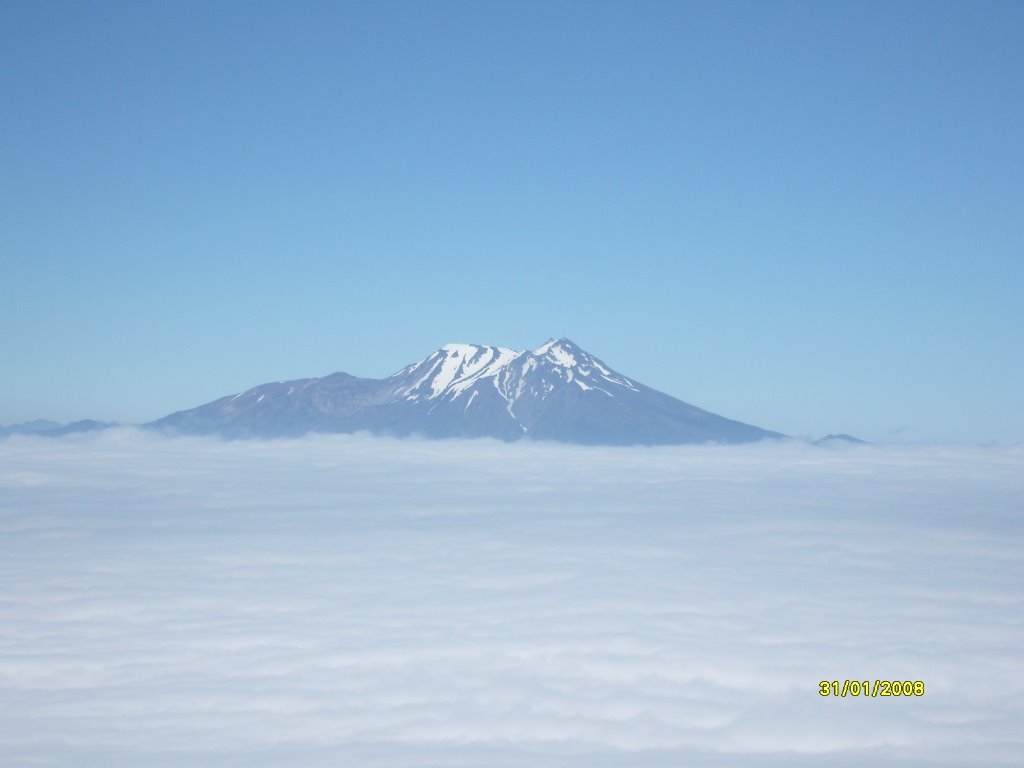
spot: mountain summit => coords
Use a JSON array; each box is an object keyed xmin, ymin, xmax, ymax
[{"xmin": 149, "ymin": 338, "xmax": 782, "ymax": 444}]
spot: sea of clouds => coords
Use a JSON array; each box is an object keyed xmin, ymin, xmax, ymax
[{"xmin": 0, "ymin": 430, "xmax": 1021, "ymax": 767}]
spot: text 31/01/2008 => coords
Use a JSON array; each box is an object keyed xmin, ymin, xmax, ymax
[{"xmin": 819, "ymin": 680, "xmax": 925, "ymax": 697}]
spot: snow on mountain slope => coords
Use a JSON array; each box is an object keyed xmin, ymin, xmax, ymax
[
  {"xmin": 392, "ymin": 344, "xmax": 521, "ymax": 402},
  {"xmin": 391, "ymin": 339, "xmax": 637, "ymax": 407}
]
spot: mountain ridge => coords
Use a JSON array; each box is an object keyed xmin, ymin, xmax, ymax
[{"xmin": 148, "ymin": 338, "xmax": 784, "ymax": 445}]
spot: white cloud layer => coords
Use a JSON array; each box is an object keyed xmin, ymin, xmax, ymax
[{"xmin": 1, "ymin": 431, "xmax": 1022, "ymax": 766}]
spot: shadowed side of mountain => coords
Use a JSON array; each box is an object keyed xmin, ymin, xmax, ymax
[
  {"xmin": 514, "ymin": 378, "xmax": 781, "ymax": 445},
  {"xmin": 150, "ymin": 373, "xmax": 391, "ymax": 438}
]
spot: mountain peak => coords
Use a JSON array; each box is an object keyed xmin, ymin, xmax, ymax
[
  {"xmin": 533, "ymin": 336, "xmax": 579, "ymax": 351},
  {"xmin": 533, "ymin": 337, "xmax": 585, "ymax": 366},
  {"xmin": 440, "ymin": 342, "xmax": 474, "ymax": 355},
  {"xmin": 440, "ymin": 342, "xmax": 489, "ymax": 356}
]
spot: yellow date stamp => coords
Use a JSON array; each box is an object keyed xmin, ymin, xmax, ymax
[{"xmin": 819, "ymin": 680, "xmax": 925, "ymax": 697}]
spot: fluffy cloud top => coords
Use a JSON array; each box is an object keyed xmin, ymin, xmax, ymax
[{"xmin": 1, "ymin": 431, "xmax": 1022, "ymax": 766}]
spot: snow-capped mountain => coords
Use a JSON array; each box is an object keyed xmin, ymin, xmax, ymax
[{"xmin": 149, "ymin": 338, "xmax": 782, "ymax": 444}]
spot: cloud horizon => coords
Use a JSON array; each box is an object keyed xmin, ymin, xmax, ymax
[{"xmin": 2, "ymin": 431, "xmax": 1021, "ymax": 766}]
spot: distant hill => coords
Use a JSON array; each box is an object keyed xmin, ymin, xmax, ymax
[
  {"xmin": 0, "ymin": 419, "xmax": 115, "ymax": 437},
  {"xmin": 0, "ymin": 419, "xmax": 62, "ymax": 436},
  {"xmin": 813, "ymin": 433, "xmax": 867, "ymax": 446},
  {"xmin": 40, "ymin": 419, "xmax": 117, "ymax": 436}
]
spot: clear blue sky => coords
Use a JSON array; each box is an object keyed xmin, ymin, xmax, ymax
[{"xmin": 2, "ymin": 1, "xmax": 1021, "ymax": 442}]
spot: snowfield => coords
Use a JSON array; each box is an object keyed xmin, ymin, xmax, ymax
[{"xmin": 1, "ymin": 431, "xmax": 1021, "ymax": 767}]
